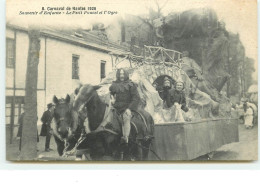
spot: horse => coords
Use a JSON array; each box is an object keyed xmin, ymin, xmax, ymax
[
  {"xmin": 51, "ymin": 94, "xmax": 85, "ymax": 157},
  {"xmin": 68, "ymin": 84, "xmax": 155, "ymax": 160}
]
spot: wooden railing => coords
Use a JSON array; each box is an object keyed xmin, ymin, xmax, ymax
[{"xmin": 144, "ymin": 45, "xmax": 182, "ymax": 65}]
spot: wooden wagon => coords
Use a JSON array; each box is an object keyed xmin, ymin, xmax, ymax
[{"xmin": 149, "ymin": 118, "xmax": 239, "ymax": 160}]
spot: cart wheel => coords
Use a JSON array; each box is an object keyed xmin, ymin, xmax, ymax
[{"xmin": 207, "ymin": 151, "xmax": 215, "ymax": 160}]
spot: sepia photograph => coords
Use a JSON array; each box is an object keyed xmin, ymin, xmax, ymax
[{"xmin": 5, "ymin": 0, "xmax": 258, "ymax": 162}]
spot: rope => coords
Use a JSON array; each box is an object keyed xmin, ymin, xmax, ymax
[{"xmin": 62, "ymin": 133, "xmax": 87, "ymax": 157}]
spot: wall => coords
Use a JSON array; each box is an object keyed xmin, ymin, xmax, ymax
[
  {"xmin": 6, "ymin": 28, "xmax": 46, "ymax": 126},
  {"xmin": 6, "ymin": 27, "xmax": 131, "ymax": 128},
  {"xmin": 44, "ymin": 37, "xmax": 115, "ymax": 103},
  {"xmin": 6, "ymin": 29, "xmax": 15, "ymax": 89}
]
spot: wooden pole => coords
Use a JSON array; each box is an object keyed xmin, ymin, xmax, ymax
[
  {"xmin": 44, "ymin": 37, "xmax": 47, "ymax": 110},
  {"xmin": 20, "ymin": 28, "xmax": 41, "ymax": 160}
]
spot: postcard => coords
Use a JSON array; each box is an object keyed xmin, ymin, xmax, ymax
[{"xmin": 5, "ymin": 0, "xmax": 258, "ymax": 162}]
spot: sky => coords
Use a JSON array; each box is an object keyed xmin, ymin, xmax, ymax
[{"xmin": 6, "ymin": 0, "xmax": 257, "ymax": 79}]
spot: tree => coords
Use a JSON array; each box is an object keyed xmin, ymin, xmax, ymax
[
  {"xmin": 153, "ymin": 0, "xmax": 169, "ymax": 18},
  {"xmin": 227, "ymin": 34, "xmax": 245, "ymax": 97},
  {"xmin": 243, "ymin": 57, "xmax": 255, "ymax": 92},
  {"xmin": 131, "ymin": 0, "xmax": 169, "ymax": 47},
  {"xmin": 19, "ymin": 28, "xmax": 41, "ymax": 160}
]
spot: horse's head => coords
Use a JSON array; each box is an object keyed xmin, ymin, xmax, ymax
[
  {"xmin": 73, "ymin": 84, "xmax": 101, "ymax": 112},
  {"xmin": 53, "ymin": 94, "xmax": 72, "ymax": 139}
]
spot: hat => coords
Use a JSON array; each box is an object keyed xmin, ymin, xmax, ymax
[{"xmin": 47, "ymin": 103, "xmax": 54, "ymax": 109}]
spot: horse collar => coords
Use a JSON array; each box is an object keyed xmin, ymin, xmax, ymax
[{"xmin": 91, "ymin": 104, "xmax": 118, "ymax": 135}]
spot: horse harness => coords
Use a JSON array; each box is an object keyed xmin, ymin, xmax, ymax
[
  {"xmin": 90, "ymin": 104, "xmax": 119, "ymax": 135},
  {"xmin": 86, "ymin": 105, "xmax": 147, "ymax": 136},
  {"xmin": 77, "ymin": 89, "xmax": 147, "ymax": 136},
  {"xmin": 71, "ymin": 105, "xmax": 148, "ymax": 149}
]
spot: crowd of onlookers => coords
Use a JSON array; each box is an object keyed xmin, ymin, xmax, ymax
[{"xmin": 235, "ymin": 97, "xmax": 257, "ymax": 129}]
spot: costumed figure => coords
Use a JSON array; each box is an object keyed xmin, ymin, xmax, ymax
[
  {"xmin": 237, "ymin": 97, "xmax": 257, "ymax": 126},
  {"xmin": 161, "ymin": 76, "xmax": 173, "ymax": 106},
  {"xmin": 243, "ymin": 102, "xmax": 254, "ymax": 129},
  {"xmin": 165, "ymin": 80, "xmax": 189, "ymax": 111},
  {"xmin": 165, "ymin": 80, "xmax": 189, "ymax": 122},
  {"xmin": 109, "ymin": 69, "xmax": 141, "ymax": 144}
]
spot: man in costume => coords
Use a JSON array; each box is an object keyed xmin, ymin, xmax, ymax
[{"xmin": 109, "ymin": 68, "xmax": 140, "ymax": 144}]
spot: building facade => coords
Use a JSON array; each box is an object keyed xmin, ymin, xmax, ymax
[{"xmin": 6, "ymin": 24, "xmax": 130, "ymax": 142}]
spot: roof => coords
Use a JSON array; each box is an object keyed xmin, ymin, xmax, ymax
[{"xmin": 6, "ymin": 23, "xmax": 130, "ymax": 56}]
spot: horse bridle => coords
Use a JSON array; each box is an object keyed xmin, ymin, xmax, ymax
[
  {"xmin": 53, "ymin": 102, "xmax": 74, "ymax": 140},
  {"xmin": 55, "ymin": 112, "xmax": 72, "ymax": 127},
  {"xmin": 60, "ymin": 93, "xmax": 95, "ymax": 152}
]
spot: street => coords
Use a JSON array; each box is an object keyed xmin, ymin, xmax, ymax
[
  {"xmin": 6, "ymin": 123, "xmax": 258, "ymax": 161},
  {"xmin": 195, "ymin": 124, "xmax": 258, "ymax": 161}
]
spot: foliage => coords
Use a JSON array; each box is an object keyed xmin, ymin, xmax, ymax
[
  {"xmin": 244, "ymin": 57, "xmax": 255, "ymax": 92},
  {"xmin": 160, "ymin": 8, "xmax": 254, "ymax": 97},
  {"xmin": 114, "ymin": 7, "xmax": 254, "ymax": 98}
]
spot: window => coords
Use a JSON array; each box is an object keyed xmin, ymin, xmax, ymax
[
  {"xmin": 6, "ymin": 38, "xmax": 15, "ymax": 68},
  {"xmin": 72, "ymin": 55, "xmax": 79, "ymax": 79},
  {"xmin": 5, "ymin": 96, "xmax": 24, "ymax": 125},
  {"xmin": 100, "ymin": 61, "xmax": 106, "ymax": 80}
]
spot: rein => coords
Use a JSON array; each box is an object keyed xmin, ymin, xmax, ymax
[
  {"xmin": 62, "ymin": 104, "xmax": 118, "ymax": 157},
  {"xmin": 63, "ymin": 93, "xmax": 118, "ymax": 155},
  {"xmin": 63, "ymin": 88, "xmax": 155, "ymax": 160}
]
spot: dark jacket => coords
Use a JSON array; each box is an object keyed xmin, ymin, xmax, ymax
[
  {"xmin": 109, "ymin": 69, "xmax": 140, "ymax": 114},
  {"xmin": 159, "ymin": 87, "xmax": 170, "ymax": 102},
  {"xmin": 166, "ymin": 89, "xmax": 189, "ymax": 112},
  {"xmin": 41, "ymin": 110, "xmax": 53, "ymax": 125},
  {"xmin": 40, "ymin": 110, "xmax": 53, "ymax": 136}
]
